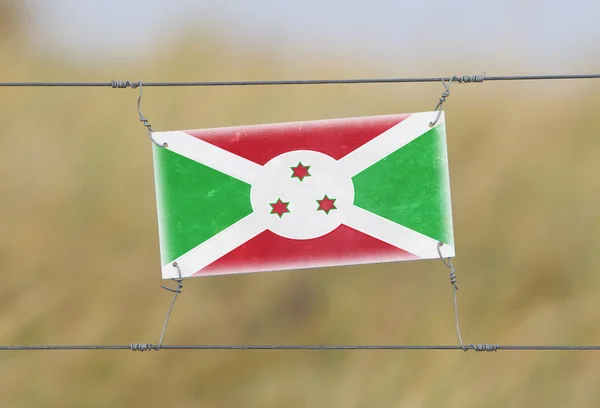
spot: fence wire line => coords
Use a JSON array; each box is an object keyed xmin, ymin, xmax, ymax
[
  {"xmin": 1, "ymin": 344, "xmax": 600, "ymax": 352},
  {"xmin": 0, "ymin": 73, "xmax": 599, "ymax": 88}
]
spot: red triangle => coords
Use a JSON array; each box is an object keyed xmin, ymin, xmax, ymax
[
  {"xmin": 194, "ymin": 224, "xmax": 417, "ymax": 276},
  {"xmin": 186, "ymin": 114, "xmax": 410, "ymax": 165}
]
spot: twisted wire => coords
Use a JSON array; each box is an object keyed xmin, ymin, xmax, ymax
[{"xmin": 156, "ymin": 262, "xmax": 184, "ymax": 350}]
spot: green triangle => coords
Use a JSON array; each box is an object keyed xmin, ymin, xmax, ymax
[
  {"xmin": 153, "ymin": 146, "xmax": 253, "ymax": 264},
  {"xmin": 352, "ymin": 125, "xmax": 454, "ymax": 245}
]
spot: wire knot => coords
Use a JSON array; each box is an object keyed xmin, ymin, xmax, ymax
[
  {"xmin": 448, "ymin": 267, "xmax": 457, "ymax": 289},
  {"xmin": 130, "ymin": 343, "xmax": 156, "ymax": 352},
  {"xmin": 161, "ymin": 278, "xmax": 183, "ymax": 294},
  {"xmin": 111, "ymin": 80, "xmax": 139, "ymax": 89},
  {"xmin": 437, "ymin": 242, "xmax": 458, "ymax": 290},
  {"xmin": 470, "ymin": 344, "xmax": 499, "ymax": 352},
  {"xmin": 434, "ymin": 87, "xmax": 451, "ymax": 111},
  {"xmin": 454, "ymin": 73, "xmax": 485, "ymax": 83},
  {"xmin": 161, "ymin": 262, "xmax": 184, "ymax": 294},
  {"xmin": 429, "ymin": 78, "xmax": 454, "ymax": 127}
]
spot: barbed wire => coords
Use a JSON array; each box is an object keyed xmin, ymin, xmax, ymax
[{"xmin": 0, "ymin": 73, "xmax": 598, "ymax": 88}]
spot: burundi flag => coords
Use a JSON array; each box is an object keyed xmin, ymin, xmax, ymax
[{"xmin": 151, "ymin": 111, "xmax": 455, "ymax": 279}]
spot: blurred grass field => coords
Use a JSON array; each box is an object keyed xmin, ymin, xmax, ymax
[{"xmin": 1, "ymin": 4, "xmax": 600, "ymax": 407}]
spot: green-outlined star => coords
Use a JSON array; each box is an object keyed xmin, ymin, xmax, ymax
[
  {"xmin": 290, "ymin": 162, "xmax": 311, "ymax": 182},
  {"xmin": 269, "ymin": 198, "xmax": 291, "ymax": 218},
  {"xmin": 316, "ymin": 194, "xmax": 337, "ymax": 214}
]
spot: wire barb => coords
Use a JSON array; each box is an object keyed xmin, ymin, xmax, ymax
[
  {"xmin": 470, "ymin": 344, "xmax": 499, "ymax": 352},
  {"xmin": 130, "ymin": 343, "xmax": 155, "ymax": 352},
  {"xmin": 111, "ymin": 80, "xmax": 139, "ymax": 89},
  {"xmin": 156, "ymin": 262, "xmax": 184, "ymax": 351},
  {"xmin": 454, "ymin": 73, "xmax": 486, "ymax": 83}
]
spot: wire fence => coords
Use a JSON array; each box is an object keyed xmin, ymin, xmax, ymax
[{"xmin": 2, "ymin": 71, "xmax": 599, "ymax": 353}]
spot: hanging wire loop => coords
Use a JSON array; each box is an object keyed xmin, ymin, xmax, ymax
[
  {"xmin": 436, "ymin": 242, "xmax": 499, "ymax": 353},
  {"xmin": 429, "ymin": 78, "xmax": 454, "ymax": 128},
  {"xmin": 134, "ymin": 82, "xmax": 167, "ymax": 148},
  {"xmin": 154, "ymin": 262, "xmax": 184, "ymax": 351},
  {"xmin": 428, "ymin": 73, "xmax": 485, "ymax": 128},
  {"xmin": 437, "ymin": 242, "xmax": 466, "ymax": 350}
]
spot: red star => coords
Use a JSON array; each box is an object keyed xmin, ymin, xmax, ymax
[
  {"xmin": 316, "ymin": 195, "xmax": 337, "ymax": 214},
  {"xmin": 270, "ymin": 198, "xmax": 290, "ymax": 218},
  {"xmin": 290, "ymin": 162, "xmax": 311, "ymax": 182}
]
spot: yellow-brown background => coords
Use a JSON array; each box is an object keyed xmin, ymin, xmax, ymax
[{"xmin": 1, "ymin": 3, "xmax": 600, "ymax": 407}]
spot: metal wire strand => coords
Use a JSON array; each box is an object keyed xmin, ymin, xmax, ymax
[
  {"xmin": 436, "ymin": 243, "xmax": 502, "ymax": 353},
  {"xmin": 1, "ymin": 344, "xmax": 600, "ymax": 351},
  {"xmin": 1, "ymin": 73, "xmax": 599, "ymax": 87},
  {"xmin": 155, "ymin": 262, "xmax": 184, "ymax": 351},
  {"xmin": 135, "ymin": 82, "xmax": 167, "ymax": 148},
  {"xmin": 437, "ymin": 242, "xmax": 466, "ymax": 350}
]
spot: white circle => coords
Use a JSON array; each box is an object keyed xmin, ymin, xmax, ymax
[{"xmin": 250, "ymin": 150, "xmax": 354, "ymax": 240}]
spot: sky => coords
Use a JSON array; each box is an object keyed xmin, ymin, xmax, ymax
[{"xmin": 22, "ymin": 0, "xmax": 600, "ymax": 72}]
